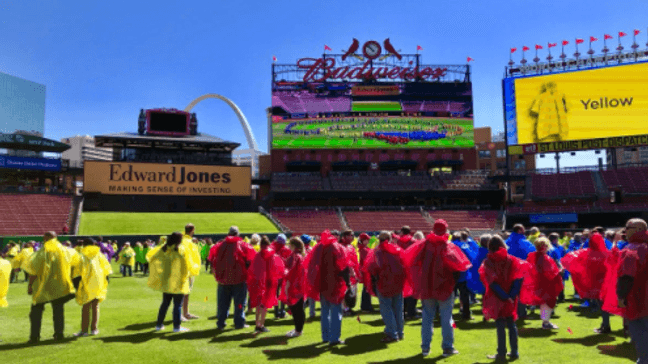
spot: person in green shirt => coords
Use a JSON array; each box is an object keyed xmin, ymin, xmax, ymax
[{"xmin": 135, "ymin": 242, "xmax": 149, "ymax": 275}]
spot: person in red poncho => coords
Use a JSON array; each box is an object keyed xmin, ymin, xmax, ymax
[
  {"xmin": 304, "ymin": 230, "xmax": 353, "ymax": 346},
  {"xmin": 271, "ymin": 234, "xmax": 291, "ymax": 319},
  {"xmin": 208, "ymin": 226, "xmax": 256, "ymax": 330},
  {"xmin": 339, "ymin": 229, "xmax": 359, "ymax": 315},
  {"xmin": 561, "ymin": 232, "xmax": 612, "ymax": 334},
  {"xmin": 358, "ymin": 233, "xmax": 374, "ymax": 313},
  {"xmin": 363, "ymin": 231, "xmax": 412, "ymax": 343},
  {"xmin": 281, "ymin": 237, "xmax": 307, "ymax": 338},
  {"xmin": 603, "ymin": 218, "xmax": 648, "ymax": 364},
  {"xmin": 520, "ymin": 237, "xmax": 563, "ymax": 329},
  {"xmin": 248, "ymin": 236, "xmax": 285, "ymax": 333},
  {"xmin": 403, "ymin": 219, "xmax": 472, "ymax": 358},
  {"xmin": 479, "ymin": 235, "xmax": 528, "ymax": 361},
  {"xmin": 397, "ymin": 226, "xmax": 419, "ymax": 319}
]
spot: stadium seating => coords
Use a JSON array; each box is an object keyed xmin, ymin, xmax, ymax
[
  {"xmin": 270, "ymin": 209, "xmax": 342, "ymax": 235},
  {"xmin": 329, "ymin": 171, "xmax": 439, "ymax": 191},
  {"xmin": 600, "ymin": 167, "xmax": 648, "ymax": 194},
  {"xmin": 344, "ymin": 211, "xmax": 433, "ymax": 233},
  {"xmin": 273, "ymin": 91, "xmax": 351, "ymax": 113},
  {"xmin": 438, "ymin": 170, "xmax": 497, "ymax": 190},
  {"xmin": 271, "ymin": 172, "xmax": 324, "ymax": 192},
  {"xmin": 429, "ymin": 210, "xmax": 499, "ymax": 230},
  {"xmin": 0, "ymin": 194, "xmax": 73, "ymax": 236},
  {"xmin": 530, "ymin": 171, "xmax": 597, "ymax": 199}
]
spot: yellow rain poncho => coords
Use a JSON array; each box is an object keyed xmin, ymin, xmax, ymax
[
  {"xmin": 73, "ymin": 246, "xmax": 112, "ymax": 305},
  {"xmin": 182, "ymin": 235, "xmax": 201, "ymax": 277},
  {"xmin": 112, "ymin": 243, "xmax": 118, "ymax": 253},
  {"xmin": 0, "ymin": 258, "xmax": 10, "ymax": 307},
  {"xmin": 146, "ymin": 243, "xmax": 191, "ymax": 295},
  {"xmin": 22, "ymin": 239, "xmax": 79, "ymax": 305},
  {"xmin": 11, "ymin": 247, "xmax": 34, "ymax": 269},
  {"xmin": 6, "ymin": 245, "xmax": 19, "ymax": 258},
  {"xmin": 119, "ymin": 247, "xmax": 135, "ymax": 267}
]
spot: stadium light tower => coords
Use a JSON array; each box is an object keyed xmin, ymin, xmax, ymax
[{"xmin": 184, "ymin": 94, "xmax": 262, "ymax": 177}]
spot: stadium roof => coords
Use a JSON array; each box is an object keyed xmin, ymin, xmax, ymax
[
  {"xmin": 0, "ymin": 133, "xmax": 71, "ymax": 153},
  {"xmin": 94, "ymin": 132, "xmax": 240, "ymax": 152}
]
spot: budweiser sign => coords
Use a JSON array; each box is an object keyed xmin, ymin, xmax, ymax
[{"xmin": 297, "ymin": 58, "xmax": 447, "ymax": 82}]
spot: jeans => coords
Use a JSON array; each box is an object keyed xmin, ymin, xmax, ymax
[
  {"xmin": 157, "ymin": 293, "xmax": 183, "ymax": 329},
  {"xmin": 517, "ymin": 302, "xmax": 527, "ymax": 320},
  {"xmin": 29, "ymin": 297, "xmax": 67, "ymax": 341},
  {"xmin": 205, "ymin": 260, "xmax": 211, "ymax": 272},
  {"xmin": 455, "ymin": 281, "xmax": 471, "ymax": 319},
  {"xmin": 142, "ymin": 263, "xmax": 149, "ymax": 275},
  {"xmin": 320, "ymin": 296, "xmax": 343, "ymax": 343},
  {"xmin": 134, "ymin": 262, "xmax": 142, "ymax": 273},
  {"xmin": 496, "ymin": 317, "xmax": 518, "ymax": 357},
  {"xmin": 217, "ymin": 283, "xmax": 248, "ymax": 329},
  {"xmin": 275, "ymin": 281, "xmax": 286, "ymax": 317},
  {"xmin": 289, "ymin": 298, "xmax": 306, "ymax": 332},
  {"xmin": 404, "ymin": 296, "xmax": 417, "ymax": 317},
  {"xmin": 307, "ymin": 298, "xmax": 316, "ymax": 317},
  {"xmin": 421, "ymin": 294, "xmax": 455, "ymax": 352},
  {"xmin": 627, "ymin": 316, "xmax": 648, "ymax": 364},
  {"xmin": 378, "ymin": 292, "xmax": 404, "ymax": 339},
  {"xmin": 361, "ymin": 286, "xmax": 374, "ymax": 311},
  {"xmin": 122, "ymin": 265, "xmax": 132, "ymax": 277}
]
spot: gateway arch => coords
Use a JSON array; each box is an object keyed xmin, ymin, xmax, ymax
[{"xmin": 185, "ymin": 94, "xmax": 262, "ymax": 176}]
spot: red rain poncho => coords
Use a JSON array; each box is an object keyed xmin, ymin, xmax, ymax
[
  {"xmin": 343, "ymin": 243, "xmax": 361, "ymax": 285},
  {"xmin": 397, "ymin": 234, "xmax": 416, "ymax": 250},
  {"xmin": 403, "ymin": 224, "xmax": 472, "ymax": 301},
  {"xmin": 280, "ymin": 252, "xmax": 306, "ymax": 306},
  {"xmin": 561, "ymin": 233, "xmax": 609, "ymax": 299},
  {"xmin": 520, "ymin": 251, "xmax": 563, "ymax": 308},
  {"xmin": 601, "ymin": 230, "xmax": 648, "ymax": 320},
  {"xmin": 601, "ymin": 246, "xmax": 624, "ymax": 316},
  {"xmin": 363, "ymin": 241, "xmax": 412, "ymax": 298},
  {"xmin": 304, "ymin": 231, "xmax": 350, "ymax": 304},
  {"xmin": 357, "ymin": 243, "xmax": 370, "ymax": 282},
  {"xmin": 248, "ymin": 248, "xmax": 285, "ymax": 308},
  {"xmin": 271, "ymin": 241, "xmax": 292, "ymax": 262},
  {"xmin": 209, "ymin": 236, "xmax": 256, "ymax": 285},
  {"xmin": 479, "ymin": 248, "xmax": 529, "ymax": 320}
]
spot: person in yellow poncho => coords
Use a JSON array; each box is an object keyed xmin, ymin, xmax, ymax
[
  {"xmin": 181, "ymin": 224, "xmax": 202, "ymax": 321},
  {"xmin": 119, "ymin": 242, "xmax": 135, "ymax": 277},
  {"xmin": 11, "ymin": 242, "xmax": 34, "ymax": 282},
  {"xmin": 147, "ymin": 232, "xmax": 191, "ymax": 333},
  {"xmin": 23, "ymin": 232, "xmax": 79, "ymax": 344},
  {"xmin": 72, "ymin": 238, "xmax": 112, "ymax": 337},
  {"xmin": 6, "ymin": 242, "xmax": 19, "ymax": 283},
  {"xmin": 0, "ymin": 257, "xmax": 10, "ymax": 308},
  {"xmin": 527, "ymin": 227, "xmax": 541, "ymax": 243}
]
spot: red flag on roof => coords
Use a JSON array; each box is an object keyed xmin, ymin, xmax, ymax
[
  {"xmin": 324, "ymin": 45, "xmax": 332, "ymax": 51},
  {"xmin": 522, "ymin": 46, "xmax": 530, "ymax": 51},
  {"xmin": 604, "ymin": 34, "xmax": 613, "ymax": 40},
  {"xmin": 619, "ymin": 31, "xmax": 627, "ymax": 38},
  {"xmin": 272, "ymin": 55, "xmax": 277, "ymax": 62},
  {"xmin": 510, "ymin": 47, "xmax": 517, "ymax": 53},
  {"xmin": 548, "ymin": 43, "xmax": 557, "ymax": 48},
  {"xmin": 417, "ymin": 45, "xmax": 423, "ymax": 51},
  {"xmin": 634, "ymin": 29, "xmax": 641, "ymax": 36},
  {"xmin": 467, "ymin": 57, "xmax": 474, "ymax": 62},
  {"xmin": 576, "ymin": 38, "xmax": 585, "ymax": 44},
  {"xmin": 590, "ymin": 36, "xmax": 598, "ymax": 42},
  {"xmin": 562, "ymin": 40, "xmax": 569, "ymax": 46},
  {"xmin": 535, "ymin": 44, "xmax": 543, "ymax": 50}
]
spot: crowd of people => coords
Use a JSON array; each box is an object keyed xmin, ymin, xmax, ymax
[{"xmin": 1, "ymin": 219, "xmax": 647, "ymax": 363}]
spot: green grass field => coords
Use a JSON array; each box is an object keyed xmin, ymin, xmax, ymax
[
  {"xmin": 272, "ymin": 117, "xmax": 474, "ymax": 149},
  {"xmin": 78, "ymin": 213, "xmax": 279, "ymax": 236},
  {"xmin": 0, "ymin": 264, "xmax": 636, "ymax": 364}
]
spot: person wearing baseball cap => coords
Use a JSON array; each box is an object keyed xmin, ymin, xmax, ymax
[{"xmin": 403, "ymin": 219, "xmax": 472, "ymax": 357}]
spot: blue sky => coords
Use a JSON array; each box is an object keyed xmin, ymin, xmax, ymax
[{"xmin": 1, "ymin": 0, "xmax": 646, "ymax": 168}]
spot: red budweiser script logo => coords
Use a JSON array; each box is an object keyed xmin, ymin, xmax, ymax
[{"xmin": 297, "ymin": 58, "xmax": 447, "ymax": 82}]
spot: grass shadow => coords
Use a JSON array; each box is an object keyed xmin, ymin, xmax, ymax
[
  {"xmin": 209, "ymin": 332, "xmax": 256, "ymax": 343},
  {"xmin": 262, "ymin": 342, "xmax": 328, "ymax": 360},
  {"xmin": 360, "ymin": 318, "xmax": 387, "ymax": 327},
  {"xmin": 455, "ymin": 319, "xmax": 497, "ymax": 331},
  {"xmin": 329, "ymin": 332, "xmax": 387, "ymax": 356},
  {"xmin": 552, "ymin": 334, "xmax": 615, "ymax": 347},
  {"xmin": 368, "ymin": 354, "xmax": 444, "ymax": 364},
  {"xmin": 241, "ymin": 335, "xmax": 290, "ymax": 347},
  {"xmin": 597, "ymin": 342, "xmax": 636, "ymax": 361},
  {"xmin": 95, "ymin": 331, "xmax": 165, "ymax": 344},
  {"xmin": 0, "ymin": 337, "xmax": 77, "ymax": 351},
  {"xmin": 517, "ymin": 328, "xmax": 558, "ymax": 338},
  {"xmin": 162, "ymin": 328, "xmax": 219, "ymax": 341},
  {"xmin": 119, "ymin": 321, "xmax": 172, "ymax": 331}
]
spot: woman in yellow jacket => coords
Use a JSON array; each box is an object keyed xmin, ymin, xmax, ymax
[
  {"xmin": 72, "ymin": 238, "xmax": 112, "ymax": 337},
  {"xmin": 0, "ymin": 257, "xmax": 10, "ymax": 307},
  {"xmin": 119, "ymin": 242, "xmax": 135, "ymax": 277},
  {"xmin": 147, "ymin": 232, "xmax": 191, "ymax": 333},
  {"xmin": 11, "ymin": 242, "xmax": 34, "ymax": 282}
]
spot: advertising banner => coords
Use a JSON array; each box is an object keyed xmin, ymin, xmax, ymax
[{"xmin": 0, "ymin": 155, "xmax": 61, "ymax": 171}]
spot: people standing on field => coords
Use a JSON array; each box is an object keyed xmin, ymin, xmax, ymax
[
  {"xmin": 249, "ymin": 236, "xmax": 285, "ymax": 333},
  {"xmin": 181, "ymin": 224, "xmax": 202, "ymax": 321}
]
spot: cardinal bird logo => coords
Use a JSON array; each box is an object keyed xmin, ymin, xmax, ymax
[
  {"xmin": 383, "ymin": 38, "xmax": 402, "ymax": 60},
  {"xmin": 342, "ymin": 38, "xmax": 360, "ymax": 61}
]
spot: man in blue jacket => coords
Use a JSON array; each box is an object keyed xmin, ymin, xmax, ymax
[
  {"xmin": 505, "ymin": 224, "xmax": 535, "ymax": 319},
  {"xmin": 452, "ymin": 232, "xmax": 477, "ymax": 320}
]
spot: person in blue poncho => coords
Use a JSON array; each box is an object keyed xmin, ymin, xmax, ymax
[
  {"xmin": 505, "ymin": 224, "xmax": 535, "ymax": 319},
  {"xmin": 567, "ymin": 233, "xmax": 584, "ymax": 253},
  {"xmin": 452, "ymin": 232, "xmax": 477, "ymax": 320},
  {"xmin": 547, "ymin": 233, "xmax": 567, "ymax": 303},
  {"xmin": 581, "ymin": 229, "xmax": 591, "ymax": 249},
  {"xmin": 467, "ymin": 234, "xmax": 490, "ymax": 300},
  {"xmin": 602, "ymin": 229, "xmax": 615, "ymax": 250}
]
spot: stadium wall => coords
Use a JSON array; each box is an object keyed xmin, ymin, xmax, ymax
[{"xmin": 83, "ymin": 194, "xmax": 258, "ymax": 212}]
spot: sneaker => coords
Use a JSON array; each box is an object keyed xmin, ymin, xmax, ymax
[
  {"xmin": 580, "ymin": 301, "xmax": 590, "ymax": 308},
  {"xmin": 507, "ymin": 353, "xmax": 520, "ymax": 360},
  {"xmin": 90, "ymin": 330, "xmax": 100, "ymax": 336},
  {"xmin": 487, "ymin": 354, "xmax": 506, "ymax": 360},
  {"xmin": 73, "ymin": 331, "xmax": 89, "ymax": 337},
  {"xmin": 27, "ymin": 338, "xmax": 40, "ymax": 345},
  {"xmin": 180, "ymin": 316, "xmax": 189, "ymax": 322},
  {"xmin": 329, "ymin": 340, "xmax": 345, "ymax": 346},
  {"xmin": 542, "ymin": 322, "xmax": 559, "ymax": 330},
  {"xmin": 185, "ymin": 314, "xmax": 199, "ymax": 320},
  {"xmin": 442, "ymin": 348, "xmax": 459, "ymax": 357},
  {"xmin": 286, "ymin": 330, "xmax": 302, "ymax": 338},
  {"xmin": 381, "ymin": 336, "xmax": 398, "ymax": 343},
  {"xmin": 594, "ymin": 326, "xmax": 612, "ymax": 334},
  {"xmin": 256, "ymin": 326, "xmax": 269, "ymax": 333},
  {"xmin": 173, "ymin": 327, "xmax": 190, "ymax": 333},
  {"xmin": 422, "ymin": 350, "xmax": 430, "ymax": 357},
  {"xmin": 53, "ymin": 334, "xmax": 65, "ymax": 341},
  {"xmin": 155, "ymin": 325, "xmax": 165, "ymax": 331}
]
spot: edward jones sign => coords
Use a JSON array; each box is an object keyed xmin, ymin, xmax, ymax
[{"xmin": 84, "ymin": 161, "xmax": 251, "ymax": 196}]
